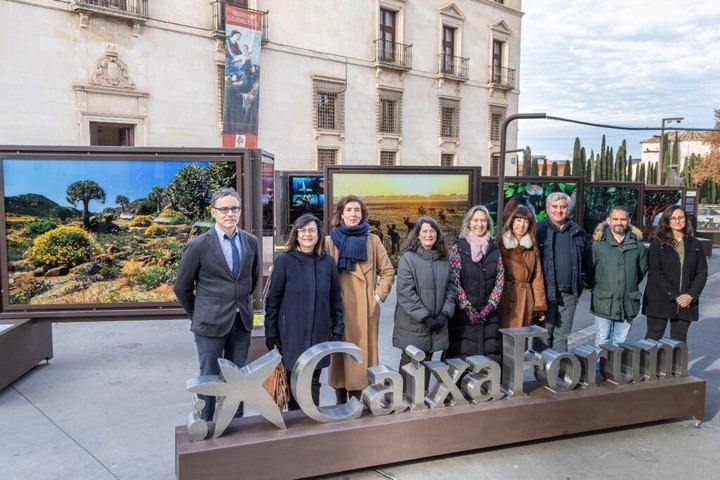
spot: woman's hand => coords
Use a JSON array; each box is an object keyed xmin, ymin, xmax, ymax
[{"xmin": 676, "ymin": 294, "xmax": 693, "ymax": 308}]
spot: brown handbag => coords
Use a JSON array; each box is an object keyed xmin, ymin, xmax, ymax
[{"xmin": 263, "ymin": 363, "xmax": 290, "ymax": 409}]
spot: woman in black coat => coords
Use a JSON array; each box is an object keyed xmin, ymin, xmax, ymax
[
  {"xmin": 643, "ymin": 205, "xmax": 708, "ymax": 343},
  {"xmin": 447, "ymin": 205, "xmax": 505, "ymax": 363},
  {"xmin": 264, "ymin": 214, "xmax": 344, "ymax": 409}
]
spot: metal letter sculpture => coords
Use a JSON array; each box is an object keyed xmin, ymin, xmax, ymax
[
  {"xmin": 186, "ymin": 349, "xmax": 285, "ymax": 441},
  {"xmin": 291, "ymin": 341, "xmax": 364, "ymax": 423},
  {"xmin": 184, "ymin": 328, "xmax": 691, "ymax": 442}
]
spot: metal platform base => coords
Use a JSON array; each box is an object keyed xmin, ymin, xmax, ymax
[
  {"xmin": 0, "ymin": 319, "xmax": 53, "ymax": 391},
  {"xmin": 175, "ymin": 375, "xmax": 705, "ymax": 480}
]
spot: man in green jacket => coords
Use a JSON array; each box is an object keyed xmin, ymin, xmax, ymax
[{"xmin": 587, "ymin": 206, "xmax": 648, "ymax": 346}]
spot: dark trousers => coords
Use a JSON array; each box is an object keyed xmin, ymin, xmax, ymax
[
  {"xmin": 335, "ymin": 388, "xmax": 362, "ymax": 403},
  {"xmin": 287, "ymin": 368, "xmax": 321, "ymax": 410},
  {"xmin": 194, "ymin": 315, "xmax": 251, "ymax": 421},
  {"xmin": 645, "ymin": 316, "xmax": 691, "ymax": 343}
]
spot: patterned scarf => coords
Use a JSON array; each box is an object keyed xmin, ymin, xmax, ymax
[{"xmin": 330, "ymin": 221, "xmax": 369, "ymax": 272}]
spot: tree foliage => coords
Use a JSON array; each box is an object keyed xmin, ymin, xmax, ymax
[
  {"xmin": 692, "ymin": 109, "xmax": 720, "ymax": 184},
  {"xmin": 66, "ymin": 180, "xmax": 106, "ymax": 230},
  {"xmin": 166, "ymin": 165, "xmax": 211, "ymax": 220},
  {"xmin": 115, "ymin": 195, "xmax": 129, "ymax": 214}
]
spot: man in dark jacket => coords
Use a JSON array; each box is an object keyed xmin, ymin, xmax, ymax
[
  {"xmin": 587, "ymin": 206, "xmax": 648, "ymax": 346},
  {"xmin": 535, "ymin": 192, "xmax": 585, "ymax": 352},
  {"xmin": 174, "ymin": 187, "xmax": 260, "ymax": 421}
]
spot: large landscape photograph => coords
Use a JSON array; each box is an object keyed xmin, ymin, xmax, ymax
[
  {"xmin": 3, "ymin": 158, "xmax": 236, "ymax": 306},
  {"xmin": 329, "ymin": 171, "xmax": 470, "ymax": 265}
]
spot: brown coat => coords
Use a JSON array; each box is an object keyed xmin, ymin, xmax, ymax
[
  {"xmin": 499, "ymin": 233, "xmax": 547, "ymax": 329},
  {"xmin": 325, "ymin": 233, "xmax": 395, "ymax": 390}
]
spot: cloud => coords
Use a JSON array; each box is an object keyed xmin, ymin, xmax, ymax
[{"xmin": 518, "ymin": 0, "xmax": 720, "ymax": 159}]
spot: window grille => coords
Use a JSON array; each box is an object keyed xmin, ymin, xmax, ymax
[
  {"xmin": 380, "ymin": 151, "xmax": 397, "ymax": 167},
  {"xmin": 313, "ymin": 80, "xmax": 345, "ymax": 131},
  {"xmin": 377, "ymin": 90, "xmax": 402, "ymax": 134},
  {"xmin": 439, "ymin": 99, "xmax": 460, "ymax": 138},
  {"xmin": 441, "ymin": 153, "xmax": 455, "ymax": 167},
  {"xmin": 217, "ymin": 64, "xmax": 225, "ymax": 126},
  {"xmin": 491, "ymin": 153, "xmax": 500, "ymax": 175},
  {"xmin": 317, "ymin": 149, "xmax": 338, "ymax": 168}
]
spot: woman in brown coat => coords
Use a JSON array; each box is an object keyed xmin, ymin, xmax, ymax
[
  {"xmin": 325, "ymin": 195, "xmax": 395, "ymax": 402},
  {"xmin": 498, "ymin": 205, "xmax": 547, "ymax": 328}
]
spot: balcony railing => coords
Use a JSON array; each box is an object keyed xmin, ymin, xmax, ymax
[
  {"xmin": 437, "ymin": 54, "xmax": 469, "ymax": 81},
  {"xmin": 374, "ymin": 39, "xmax": 412, "ymax": 70},
  {"xmin": 72, "ymin": 0, "xmax": 149, "ymax": 19},
  {"xmin": 489, "ymin": 66, "xmax": 515, "ymax": 89},
  {"xmin": 212, "ymin": 1, "xmax": 268, "ymax": 44}
]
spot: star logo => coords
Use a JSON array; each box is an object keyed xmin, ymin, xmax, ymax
[{"xmin": 187, "ymin": 349, "xmax": 285, "ymax": 439}]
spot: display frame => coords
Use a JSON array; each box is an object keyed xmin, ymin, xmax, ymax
[
  {"xmin": 0, "ymin": 146, "xmax": 271, "ymax": 321},
  {"xmin": 324, "ymin": 165, "xmax": 477, "ymax": 265},
  {"xmin": 582, "ymin": 181, "xmax": 643, "ymax": 235},
  {"xmin": 640, "ymin": 185, "xmax": 685, "ymax": 238}
]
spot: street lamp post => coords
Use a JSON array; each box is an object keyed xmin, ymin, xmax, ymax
[{"xmin": 658, "ymin": 116, "xmax": 683, "ymax": 185}]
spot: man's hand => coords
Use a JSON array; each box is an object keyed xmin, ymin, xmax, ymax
[
  {"xmin": 265, "ymin": 336, "xmax": 281, "ymax": 351},
  {"xmin": 676, "ymin": 294, "xmax": 693, "ymax": 308}
]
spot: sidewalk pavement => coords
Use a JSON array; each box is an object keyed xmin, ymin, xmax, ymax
[{"xmin": 2, "ymin": 249, "xmax": 720, "ymax": 480}]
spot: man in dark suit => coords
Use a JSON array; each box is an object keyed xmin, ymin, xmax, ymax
[{"xmin": 174, "ymin": 187, "xmax": 260, "ymax": 420}]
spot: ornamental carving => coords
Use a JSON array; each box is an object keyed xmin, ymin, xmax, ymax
[{"xmin": 91, "ymin": 43, "xmax": 135, "ymax": 89}]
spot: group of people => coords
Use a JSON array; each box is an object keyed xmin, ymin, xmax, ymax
[{"xmin": 174, "ymin": 187, "xmax": 708, "ymax": 419}]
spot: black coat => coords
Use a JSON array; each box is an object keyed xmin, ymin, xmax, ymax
[
  {"xmin": 642, "ymin": 237, "xmax": 708, "ymax": 321},
  {"xmin": 264, "ymin": 250, "xmax": 344, "ymax": 370},
  {"xmin": 536, "ymin": 219, "xmax": 585, "ymax": 303},
  {"xmin": 447, "ymin": 238, "xmax": 502, "ymax": 363}
]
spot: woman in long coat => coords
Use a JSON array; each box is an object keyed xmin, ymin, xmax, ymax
[
  {"xmin": 264, "ymin": 214, "xmax": 344, "ymax": 409},
  {"xmin": 498, "ymin": 206, "xmax": 546, "ymax": 328},
  {"xmin": 393, "ymin": 216, "xmax": 455, "ymax": 386},
  {"xmin": 447, "ymin": 205, "xmax": 505, "ymax": 363},
  {"xmin": 325, "ymin": 195, "xmax": 395, "ymax": 402},
  {"xmin": 643, "ymin": 205, "xmax": 708, "ymax": 343}
]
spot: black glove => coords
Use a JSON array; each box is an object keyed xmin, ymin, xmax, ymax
[
  {"xmin": 434, "ymin": 313, "xmax": 449, "ymax": 332},
  {"xmin": 265, "ymin": 336, "xmax": 281, "ymax": 351},
  {"xmin": 425, "ymin": 315, "xmax": 446, "ymax": 333},
  {"xmin": 330, "ymin": 333, "xmax": 343, "ymax": 342}
]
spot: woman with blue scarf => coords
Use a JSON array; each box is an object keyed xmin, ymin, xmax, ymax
[{"xmin": 325, "ymin": 195, "xmax": 395, "ymax": 403}]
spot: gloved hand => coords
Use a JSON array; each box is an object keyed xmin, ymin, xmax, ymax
[
  {"xmin": 265, "ymin": 336, "xmax": 281, "ymax": 351},
  {"xmin": 533, "ymin": 311, "xmax": 546, "ymax": 323},
  {"xmin": 465, "ymin": 304, "xmax": 482, "ymax": 324},
  {"xmin": 425, "ymin": 314, "xmax": 448, "ymax": 333},
  {"xmin": 478, "ymin": 303, "xmax": 495, "ymax": 321},
  {"xmin": 330, "ymin": 333, "xmax": 343, "ymax": 342}
]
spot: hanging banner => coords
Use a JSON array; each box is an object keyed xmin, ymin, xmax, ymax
[{"xmin": 223, "ymin": 5, "xmax": 262, "ymax": 148}]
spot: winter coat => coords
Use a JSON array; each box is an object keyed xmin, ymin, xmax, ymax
[
  {"xmin": 536, "ymin": 218, "xmax": 585, "ymax": 303},
  {"xmin": 393, "ymin": 248, "xmax": 456, "ymax": 353},
  {"xmin": 586, "ymin": 222, "xmax": 648, "ymax": 320},
  {"xmin": 264, "ymin": 250, "xmax": 344, "ymax": 370},
  {"xmin": 642, "ymin": 237, "xmax": 708, "ymax": 321},
  {"xmin": 498, "ymin": 232, "xmax": 547, "ymax": 328},
  {"xmin": 447, "ymin": 237, "xmax": 504, "ymax": 363},
  {"xmin": 325, "ymin": 233, "xmax": 395, "ymax": 390}
]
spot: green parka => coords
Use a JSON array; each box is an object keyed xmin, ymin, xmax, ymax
[{"xmin": 586, "ymin": 222, "xmax": 648, "ymax": 320}]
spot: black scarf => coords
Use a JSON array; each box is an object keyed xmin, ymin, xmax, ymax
[{"xmin": 330, "ymin": 221, "xmax": 369, "ymax": 272}]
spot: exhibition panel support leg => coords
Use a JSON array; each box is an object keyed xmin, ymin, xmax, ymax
[{"xmin": 0, "ymin": 319, "xmax": 53, "ymax": 391}]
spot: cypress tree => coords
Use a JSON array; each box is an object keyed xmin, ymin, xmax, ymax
[
  {"xmin": 531, "ymin": 157, "xmax": 539, "ymax": 176},
  {"xmin": 662, "ymin": 148, "xmax": 670, "ymax": 184},
  {"xmin": 608, "ymin": 147, "xmax": 615, "ymax": 181},
  {"xmin": 523, "ymin": 146, "xmax": 532, "ymax": 176},
  {"xmin": 572, "ymin": 137, "xmax": 582, "ymax": 176},
  {"xmin": 563, "ymin": 160, "xmax": 571, "ymax": 176},
  {"xmin": 551, "ymin": 161, "xmax": 559, "ymax": 176},
  {"xmin": 594, "ymin": 151, "xmax": 601, "ymax": 181},
  {"xmin": 671, "ymin": 133, "xmax": 680, "ymax": 166},
  {"xmin": 585, "ymin": 157, "xmax": 593, "ymax": 181},
  {"xmin": 627, "ymin": 154, "xmax": 634, "ymax": 180}
]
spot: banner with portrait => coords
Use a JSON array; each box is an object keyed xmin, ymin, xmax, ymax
[{"xmin": 223, "ymin": 5, "xmax": 262, "ymax": 148}]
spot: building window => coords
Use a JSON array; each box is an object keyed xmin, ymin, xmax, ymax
[
  {"xmin": 441, "ymin": 153, "xmax": 455, "ymax": 167},
  {"xmin": 378, "ymin": 90, "xmax": 402, "ymax": 134},
  {"xmin": 492, "ymin": 39, "xmax": 504, "ymax": 83},
  {"xmin": 441, "ymin": 25, "xmax": 456, "ymax": 74},
  {"xmin": 313, "ymin": 79, "xmax": 345, "ymax": 131},
  {"xmin": 490, "ymin": 153, "xmax": 500, "ymax": 175},
  {"xmin": 489, "ymin": 106, "xmax": 506, "ymax": 143},
  {"xmin": 317, "ymin": 148, "xmax": 338, "ymax": 168},
  {"xmin": 378, "ymin": 8, "xmax": 396, "ymax": 62},
  {"xmin": 380, "ymin": 151, "xmax": 397, "ymax": 167},
  {"xmin": 90, "ymin": 122, "xmax": 134, "ymax": 146},
  {"xmin": 439, "ymin": 99, "xmax": 460, "ymax": 139}
]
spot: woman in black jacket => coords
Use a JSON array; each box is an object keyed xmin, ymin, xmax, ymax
[
  {"xmin": 264, "ymin": 214, "xmax": 344, "ymax": 409},
  {"xmin": 643, "ymin": 205, "xmax": 708, "ymax": 343}
]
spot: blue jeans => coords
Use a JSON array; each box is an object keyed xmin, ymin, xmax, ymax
[
  {"xmin": 535, "ymin": 292, "xmax": 578, "ymax": 352},
  {"xmin": 594, "ymin": 315, "xmax": 632, "ymax": 347}
]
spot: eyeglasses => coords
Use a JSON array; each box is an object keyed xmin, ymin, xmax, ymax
[
  {"xmin": 298, "ymin": 228, "xmax": 318, "ymax": 235},
  {"xmin": 214, "ymin": 206, "xmax": 240, "ymax": 215},
  {"xmin": 669, "ymin": 216, "xmax": 686, "ymax": 222}
]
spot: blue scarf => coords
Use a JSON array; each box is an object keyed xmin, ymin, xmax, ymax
[{"xmin": 330, "ymin": 221, "xmax": 369, "ymax": 272}]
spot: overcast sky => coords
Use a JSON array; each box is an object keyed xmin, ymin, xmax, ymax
[{"xmin": 518, "ymin": 0, "xmax": 720, "ymax": 161}]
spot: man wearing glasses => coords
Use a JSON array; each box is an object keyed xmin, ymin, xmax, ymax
[{"xmin": 174, "ymin": 187, "xmax": 260, "ymax": 421}]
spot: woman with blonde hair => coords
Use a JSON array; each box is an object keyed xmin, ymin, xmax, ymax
[
  {"xmin": 447, "ymin": 205, "xmax": 504, "ymax": 362},
  {"xmin": 325, "ymin": 195, "xmax": 395, "ymax": 402},
  {"xmin": 498, "ymin": 205, "xmax": 546, "ymax": 328}
]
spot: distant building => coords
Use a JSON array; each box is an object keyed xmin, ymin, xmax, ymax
[
  {"xmin": 640, "ymin": 130, "xmax": 710, "ymax": 169},
  {"xmin": 0, "ymin": 0, "xmax": 523, "ymax": 171}
]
